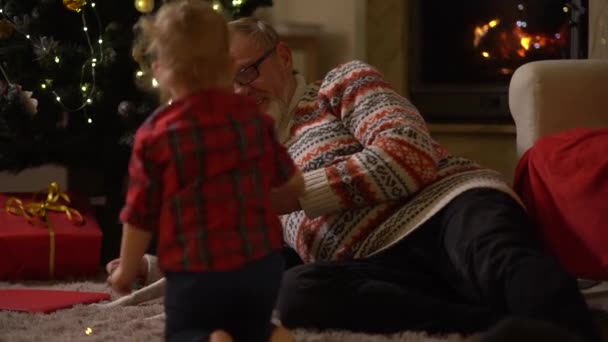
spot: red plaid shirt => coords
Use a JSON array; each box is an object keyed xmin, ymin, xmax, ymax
[{"xmin": 120, "ymin": 89, "xmax": 296, "ymax": 272}]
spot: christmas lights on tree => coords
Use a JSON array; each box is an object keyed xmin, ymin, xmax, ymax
[
  {"xmin": 0, "ymin": 0, "xmax": 156, "ymax": 172},
  {"xmin": 134, "ymin": 0, "xmax": 273, "ymax": 19},
  {"xmin": 216, "ymin": 0, "xmax": 273, "ymax": 19},
  {"xmin": 0, "ymin": 0, "xmax": 272, "ymax": 173}
]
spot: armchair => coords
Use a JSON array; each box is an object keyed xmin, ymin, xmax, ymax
[
  {"xmin": 508, "ymin": 59, "xmax": 608, "ymax": 157},
  {"xmin": 509, "ymin": 59, "xmax": 608, "ymax": 281}
]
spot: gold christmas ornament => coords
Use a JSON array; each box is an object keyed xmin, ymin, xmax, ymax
[
  {"xmin": 63, "ymin": 0, "xmax": 88, "ymax": 13},
  {"xmin": 134, "ymin": 0, "xmax": 155, "ymax": 13}
]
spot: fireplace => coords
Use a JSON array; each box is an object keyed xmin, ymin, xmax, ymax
[{"xmin": 409, "ymin": 0, "xmax": 588, "ymax": 123}]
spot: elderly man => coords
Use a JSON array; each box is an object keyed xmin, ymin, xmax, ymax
[
  {"xmin": 108, "ymin": 17, "xmax": 600, "ymax": 341},
  {"xmin": 226, "ymin": 17, "xmax": 599, "ymax": 341}
]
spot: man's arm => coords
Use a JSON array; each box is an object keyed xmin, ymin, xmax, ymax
[{"xmin": 299, "ymin": 61, "xmax": 449, "ymax": 218}]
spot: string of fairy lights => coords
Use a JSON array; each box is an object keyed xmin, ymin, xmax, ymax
[
  {"xmin": 134, "ymin": 0, "xmax": 242, "ymax": 14},
  {"xmin": 0, "ymin": 0, "xmax": 245, "ymax": 126},
  {"xmin": 0, "ymin": 1, "xmax": 108, "ymax": 124}
]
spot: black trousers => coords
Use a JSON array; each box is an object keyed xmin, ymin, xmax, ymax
[
  {"xmin": 277, "ymin": 189, "xmax": 600, "ymax": 342},
  {"xmin": 165, "ymin": 252, "xmax": 283, "ymax": 342}
]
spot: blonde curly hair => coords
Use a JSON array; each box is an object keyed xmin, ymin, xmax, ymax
[{"xmin": 133, "ymin": 0, "xmax": 231, "ymax": 99}]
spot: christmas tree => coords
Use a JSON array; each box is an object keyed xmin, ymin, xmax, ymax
[{"xmin": 0, "ymin": 0, "xmax": 272, "ymax": 174}]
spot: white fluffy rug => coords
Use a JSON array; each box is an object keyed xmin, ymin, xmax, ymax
[
  {"xmin": 0, "ymin": 279, "xmax": 477, "ymax": 342},
  {"xmin": 2, "ymin": 279, "xmax": 608, "ymax": 342}
]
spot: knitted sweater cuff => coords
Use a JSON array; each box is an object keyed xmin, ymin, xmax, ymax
[{"xmin": 298, "ymin": 168, "xmax": 342, "ymax": 218}]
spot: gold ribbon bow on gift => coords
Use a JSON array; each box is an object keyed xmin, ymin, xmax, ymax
[{"xmin": 5, "ymin": 182, "xmax": 84, "ymax": 278}]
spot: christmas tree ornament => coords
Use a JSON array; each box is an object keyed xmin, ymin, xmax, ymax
[
  {"xmin": 117, "ymin": 101, "xmax": 136, "ymax": 118},
  {"xmin": 134, "ymin": 0, "xmax": 155, "ymax": 13},
  {"xmin": 63, "ymin": 0, "xmax": 88, "ymax": 13},
  {"xmin": 19, "ymin": 89, "xmax": 38, "ymax": 116}
]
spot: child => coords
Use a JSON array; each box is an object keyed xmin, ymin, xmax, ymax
[{"xmin": 107, "ymin": 1, "xmax": 303, "ymax": 341}]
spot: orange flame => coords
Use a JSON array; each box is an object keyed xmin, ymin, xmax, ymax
[{"xmin": 473, "ymin": 18, "xmax": 567, "ymax": 61}]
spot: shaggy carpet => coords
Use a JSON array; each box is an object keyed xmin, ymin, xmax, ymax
[{"xmin": 1, "ymin": 279, "xmax": 607, "ymax": 342}]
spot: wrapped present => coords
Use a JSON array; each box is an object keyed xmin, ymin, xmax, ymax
[{"xmin": 0, "ymin": 182, "xmax": 102, "ymax": 280}]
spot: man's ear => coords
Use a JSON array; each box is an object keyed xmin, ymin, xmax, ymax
[{"xmin": 276, "ymin": 41, "xmax": 293, "ymax": 73}]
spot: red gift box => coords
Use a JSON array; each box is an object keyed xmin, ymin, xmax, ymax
[{"xmin": 0, "ymin": 183, "xmax": 102, "ymax": 280}]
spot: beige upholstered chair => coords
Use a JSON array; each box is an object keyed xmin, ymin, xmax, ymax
[
  {"xmin": 509, "ymin": 59, "xmax": 608, "ymax": 288},
  {"xmin": 509, "ymin": 59, "xmax": 608, "ymax": 157}
]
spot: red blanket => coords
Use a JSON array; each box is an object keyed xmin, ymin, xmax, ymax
[{"xmin": 513, "ymin": 128, "xmax": 608, "ymax": 279}]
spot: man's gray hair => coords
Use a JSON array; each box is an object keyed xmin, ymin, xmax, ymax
[{"xmin": 228, "ymin": 17, "xmax": 279, "ymax": 50}]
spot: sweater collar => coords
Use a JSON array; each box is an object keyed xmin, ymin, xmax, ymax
[{"xmin": 276, "ymin": 73, "xmax": 307, "ymax": 144}]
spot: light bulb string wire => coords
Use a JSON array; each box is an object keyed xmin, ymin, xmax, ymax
[{"xmin": 0, "ymin": 3, "xmax": 104, "ymax": 114}]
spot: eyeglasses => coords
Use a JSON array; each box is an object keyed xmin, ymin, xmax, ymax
[{"xmin": 234, "ymin": 45, "xmax": 277, "ymax": 86}]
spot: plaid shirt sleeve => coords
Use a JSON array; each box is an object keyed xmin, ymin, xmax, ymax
[
  {"xmin": 119, "ymin": 124, "xmax": 162, "ymax": 232},
  {"xmin": 266, "ymin": 119, "xmax": 297, "ymax": 187}
]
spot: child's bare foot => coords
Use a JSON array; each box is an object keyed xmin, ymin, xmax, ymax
[
  {"xmin": 270, "ymin": 326, "xmax": 294, "ymax": 342},
  {"xmin": 209, "ymin": 330, "xmax": 233, "ymax": 342}
]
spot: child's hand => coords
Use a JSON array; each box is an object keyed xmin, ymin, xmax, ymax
[
  {"xmin": 107, "ymin": 266, "xmax": 135, "ymax": 295},
  {"xmin": 270, "ymin": 189, "xmax": 301, "ymax": 215},
  {"xmin": 270, "ymin": 170, "xmax": 305, "ymax": 215}
]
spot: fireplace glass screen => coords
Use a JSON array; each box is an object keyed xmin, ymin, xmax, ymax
[
  {"xmin": 409, "ymin": 0, "xmax": 588, "ymax": 122},
  {"xmin": 418, "ymin": 0, "xmax": 583, "ymax": 84}
]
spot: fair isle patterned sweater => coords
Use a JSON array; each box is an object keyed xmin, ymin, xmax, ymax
[{"xmin": 280, "ymin": 61, "xmax": 519, "ymax": 262}]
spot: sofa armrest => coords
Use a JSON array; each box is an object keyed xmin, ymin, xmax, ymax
[{"xmin": 508, "ymin": 59, "xmax": 608, "ymax": 156}]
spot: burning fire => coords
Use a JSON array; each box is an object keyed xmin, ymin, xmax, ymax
[
  {"xmin": 473, "ymin": 17, "xmax": 568, "ymax": 72},
  {"xmin": 474, "ymin": 19, "xmax": 500, "ymax": 47}
]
